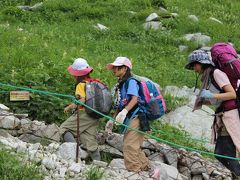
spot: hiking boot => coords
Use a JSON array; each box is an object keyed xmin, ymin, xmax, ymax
[
  {"xmin": 89, "ymin": 148, "xmax": 101, "ymax": 161},
  {"xmin": 149, "ymin": 167, "xmax": 160, "ymax": 180}
]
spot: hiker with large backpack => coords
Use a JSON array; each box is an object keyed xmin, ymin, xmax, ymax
[
  {"xmin": 60, "ymin": 58, "xmax": 106, "ymax": 161},
  {"xmin": 185, "ymin": 49, "xmax": 240, "ymax": 178},
  {"xmin": 105, "ymin": 57, "xmax": 164, "ymax": 179}
]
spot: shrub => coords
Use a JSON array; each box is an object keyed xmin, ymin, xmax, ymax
[
  {"xmin": 163, "ymin": 94, "xmax": 188, "ymax": 113},
  {"xmin": 85, "ymin": 166, "xmax": 104, "ymax": 180},
  {"xmin": 2, "ymin": 6, "xmax": 24, "ymax": 17},
  {"xmin": 0, "ymin": 148, "xmax": 42, "ymax": 179}
]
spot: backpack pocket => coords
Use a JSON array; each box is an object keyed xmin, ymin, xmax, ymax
[{"xmin": 145, "ymin": 97, "xmax": 164, "ymax": 121}]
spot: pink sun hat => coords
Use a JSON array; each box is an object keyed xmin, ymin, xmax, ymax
[
  {"xmin": 106, "ymin": 57, "xmax": 132, "ymax": 70},
  {"xmin": 68, "ymin": 58, "xmax": 93, "ymax": 76}
]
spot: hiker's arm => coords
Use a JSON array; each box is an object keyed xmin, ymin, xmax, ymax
[
  {"xmin": 64, "ymin": 96, "xmax": 85, "ymax": 113},
  {"xmin": 112, "ymin": 109, "xmax": 119, "ymax": 118},
  {"xmin": 124, "ymin": 95, "xmax": 138, "ymax": 112},
  {"xmin": 64, "ymin": 103, "xmax": 77, "ymax": 112},
  {"xmin": 76, "ymin": 94, "xmax": 86, "ymax": 103},
  {"xmin": 75, "ymin": 83, "xmax": 86, "ymax": 104},
  {"xmin": 114, "ymin": 95, "xmax": 138, "ymax": 118},
  {"xmin": 214, "ymin": 84, "xmax": 236, "ymax": 101},
  {"xmin": 114, "ymin": 96, "xmax": 138, "ymax": 124}
]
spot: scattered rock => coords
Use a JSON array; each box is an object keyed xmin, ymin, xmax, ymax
[
  {"xmin": 188, "ymin": 15, "xmax": 199, "ymax": 22},
  {"xmin": 184, "ymin": 33, "xmax": 211, "ymax": 46},
  {"xmin": 146, "ymin": 13, "xmax": 159, "ymax": 22},
  {"xmin": 17, "ymin": 2, "xmax": 43, "ymax": 11},
  {"xmin": 94, "ymin": 23, "xmax": 108, "ymax": 30},
  {"xmin": 209, "ymin": 17, "xmax": 223, "ymax": 24},
  {"xmin": 143, "ymin": 21, "xmax": 164, "ymax": 30}
]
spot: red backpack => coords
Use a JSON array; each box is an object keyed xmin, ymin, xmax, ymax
[{"xmin": 210, "ymin": 42, "xmax": 240, "ymax": 112}]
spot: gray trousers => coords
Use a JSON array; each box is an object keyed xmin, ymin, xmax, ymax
[{"xmin": 60, "ymin": 111, "xmax": 99, "ymax": 152}]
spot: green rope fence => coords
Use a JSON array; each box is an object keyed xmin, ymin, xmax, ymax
[
  {"xmin": 151, "ymin": 128, "xmax": 211, "ymax": 143},
  {"xmin": 0, "ymin": 82, "xmax": 239, "ymax": 161}
]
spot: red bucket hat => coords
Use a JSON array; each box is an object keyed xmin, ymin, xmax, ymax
[{"xmin": 68, "ymin": 58, "xmax": 93, "ymax": 76}]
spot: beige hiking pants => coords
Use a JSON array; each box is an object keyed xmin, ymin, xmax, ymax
[
  {"xmin": 123, "ymin": 117, "xmax": 150, "ymax": 172},
  {"xmin": 60, "ymin": 111, "xmax": 99, "ymax": 152}
]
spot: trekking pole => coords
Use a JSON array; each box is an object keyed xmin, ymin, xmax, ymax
[{"xmin": 76, "ymin": 104, "xmax": 80, "ymax": 163}]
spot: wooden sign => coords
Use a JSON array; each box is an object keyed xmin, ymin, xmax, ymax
[{"xmin": 10, "ymin": 91, "xmax": 30, "ymax": 101}]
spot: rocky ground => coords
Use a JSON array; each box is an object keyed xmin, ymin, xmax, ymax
[{"xmin": 0, "ymin": 99, "xmax": 233, "ymax": 179}]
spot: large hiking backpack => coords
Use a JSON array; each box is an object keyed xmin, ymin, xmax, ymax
[
  {"xmin": 85, "ymin": 78, "xmax": 112, "ymax": 118},
  {"xmin": 127, "ymin": 74, "xmax": 166, "ymax": 121},
  {"xmin": 211, "ymin": 42, "xmax": 240, "ymax": 89},
  {"xmin": 210, "ymin": 43, "xmax": 240, "ymax": 112}
]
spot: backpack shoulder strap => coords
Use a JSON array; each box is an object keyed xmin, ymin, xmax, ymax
[
  {"xmin": 84, "ymin": 77, "xmax": 107, "ymax": 87},
  {"xmin": 124, "ymin": 77, "xmax": 141, "ymax": 91},
  {"xmin": 210, "ymin": 68, "xmax": 222, "ymax": 92},
  {"xmin": 84, "ymin": 77, "xmax": 94, "ymax": 82},
  {"xmin": 85, "ymin": 77, "xmax": 100, "ymax": 83}
]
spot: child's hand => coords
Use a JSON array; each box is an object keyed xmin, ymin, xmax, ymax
[
  {"xmin": 64, "ymin": 104, "xmax": 76, "ymax": 113},
  {"xmin": 200, "ymin": 89, "xmax": 214, "ymax": 99},
  {"xmin": 115, "ymin": 108, "xmax": 128, "ymax": 124},
  {"xmin": 75, "ymin": 94, "xmax": 81, "ymax": 100},
  {"xmin": 64, "ymin": 106, "xmax": 70, "ymax": 113}
]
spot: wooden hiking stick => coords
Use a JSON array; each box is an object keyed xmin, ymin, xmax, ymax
[{"xmin": 76, "ymin": 104, "xmax": 80, "ymax": 163}]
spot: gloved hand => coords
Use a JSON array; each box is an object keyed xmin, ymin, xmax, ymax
[
  {"xmin": 105, "ymin": 120, "xmax": 113, "ymax": 135},
  {"xmin": 200, "ymin": 89, "xmax": 214, "ymax": 99},
  {"xmin": 115, "ymin": 108, "xmax": 128, "ymax": 124}
]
